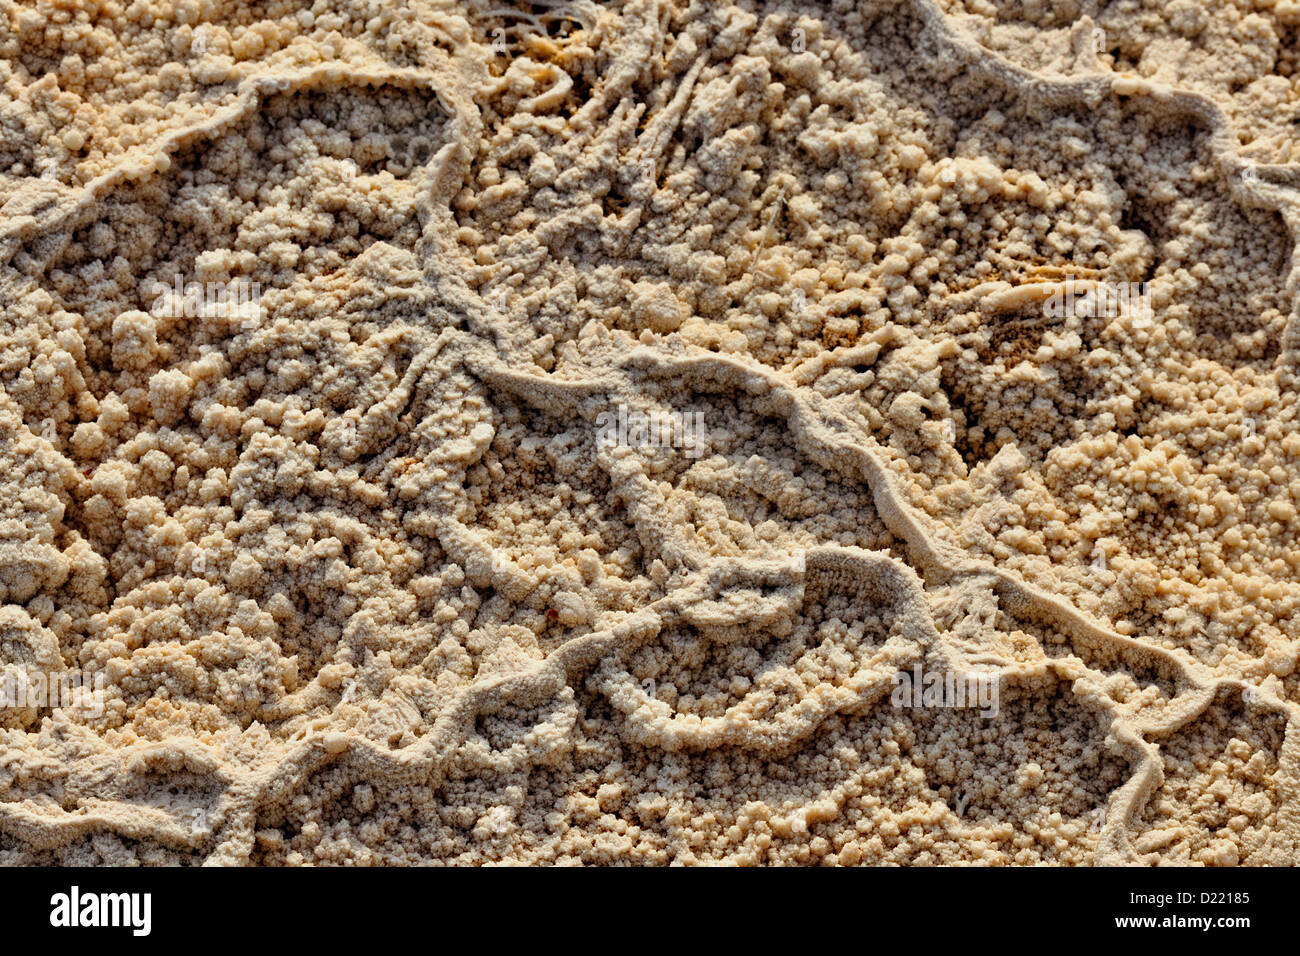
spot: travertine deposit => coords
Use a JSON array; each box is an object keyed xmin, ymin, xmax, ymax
[{"xmin": 1, "ymin": 0, "xmax": 1299, "ymax": 865}]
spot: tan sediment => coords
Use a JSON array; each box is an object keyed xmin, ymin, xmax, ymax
[{"xmin": 0, "ymin": 0, "xmax": 1298, "ymax": 865}]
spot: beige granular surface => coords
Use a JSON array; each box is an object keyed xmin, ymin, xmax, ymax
[{"xmin": 1, "ymin": 0, "xmax": 1299, "ymax": 866}]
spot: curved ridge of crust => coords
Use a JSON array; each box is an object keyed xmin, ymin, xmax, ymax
[
  {"xmin": 909, "ymin": 0, "xmax": 1300, "ymax": 371},
  {"xmin": 0, "ymin": 60, "xmax": 476, "ymax": 265},
  {"xmin": 2, "ymin": 332, "xmax": 1284, "ymax": 866}
]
